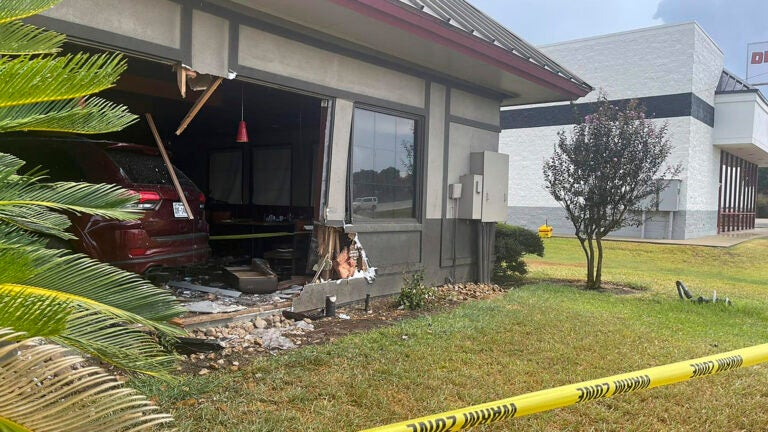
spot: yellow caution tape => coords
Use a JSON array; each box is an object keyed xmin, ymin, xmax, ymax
[{"xmin": 360, "ymin": 344, "xmax": 768, "ymax": 432}]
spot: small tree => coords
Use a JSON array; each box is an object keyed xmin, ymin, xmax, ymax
[{"xmin": 543, "ymin": 95, "xmax": 680, "ymax": 289}]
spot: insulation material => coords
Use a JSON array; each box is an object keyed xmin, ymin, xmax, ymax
[{"xmin": 311, "ymin": 225, "xmax": 376, "ymax": 283}]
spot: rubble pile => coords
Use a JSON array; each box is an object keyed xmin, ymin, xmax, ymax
[
  {"xmin": 182, "ymin": 313, "xmax": 315, "ymax": 374},
  {"xmin": 434, "ymin": 283, "xmax": 506, "ymax": 302}
]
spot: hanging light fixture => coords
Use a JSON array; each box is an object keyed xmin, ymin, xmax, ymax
[{"xmin": 236, "ymin": 86, "xmax": 249, "ymax": 142}]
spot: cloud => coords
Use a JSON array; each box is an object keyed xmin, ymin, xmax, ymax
[{"xmin": 654, "ymin": 0, "xmax": 768, "ymax": 77}]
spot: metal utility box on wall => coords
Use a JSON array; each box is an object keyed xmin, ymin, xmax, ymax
[
  {"xmin": 458, "ymin": 174, "xmax": 483, "ymax": 219},
  {"xmin": 658, "ymin": 179, "xmax": 681, "ymax": 212},
  {"xmin": 458, "ymin": 151, "xmax": 510, "ymax": 222}
]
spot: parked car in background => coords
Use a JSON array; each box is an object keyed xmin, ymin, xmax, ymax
[
  {"xmin": 352, "ymin": 196, "xmax": 378, "ymax": 212},
  {"xmin": 0, "ymin": 135, "xmax": 210, "ymax": 274}
]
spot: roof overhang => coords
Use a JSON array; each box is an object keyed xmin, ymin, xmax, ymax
[
  {"xmin": 222, "ymin": 0, "xmax": 591, "ymax": 106},
  {"xmin": 714, "ymin": 91, "xmax": 768, "ymax": 166}
]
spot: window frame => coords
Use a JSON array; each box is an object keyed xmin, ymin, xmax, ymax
[{"xmin": 347, "ymin": 104, "xmax": 424, "ymax": 224}]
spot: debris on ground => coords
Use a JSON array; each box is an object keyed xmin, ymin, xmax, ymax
[
  {"xmin": 184, "ymin": 300, "xmax": 247, "ymax": 314},
  {"xmin": 167, "ymin": 280, "xmax": 242, "ymax": 298},
  {"xmin": 676, "ymin": 280, "xmax": 732, "ymax": 305},
  {"xmin": 175, "ymin": 282, "xmax": 508, "ymax": 374},
  {"xmin": 433, "ymin": 282, "xmax": 506, "ymax": 302},
  {"xmin": 163, "ymin": 263, "xmax": 307, "ymax": 320}
]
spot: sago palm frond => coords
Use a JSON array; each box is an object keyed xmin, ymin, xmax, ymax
[
  {"xmin": 0, "ymin": 287, "xmax": 70, "ymax": 338},
  {"xmin": 0, "ymin": 21, "xmax": 64, "ymax": 55},
  {"xmin": 11, "ymin": 247, "xmax": 186, "ymax": 325},
  {"xmin": 0, "ymin": 245, "xmax": 37, "ymax": 283},
  {"xmin": 54, "ymin": 310, "xmax": 179, "ymax": 377},
  {"xmin": 0, "ymin": 153, "xmax": 140, "ymax": 223},
  {"xmin": 0, "ymin": 52, "xmax": 127, "ymax": 109},
  {"xmin": 0, "ymin": 249, "xmax": 181, "ymax": 377},
  {"xmin": 0, "ymin": 0, "xmax": 61, "ymax": 24},
  {"xmin": 1, "ymin": 283, "xmax": 181, "ymax": 377},
  {"xmin": 0, "ymin": 281, "xmax": 183, "ymax": 339},
  {"xmin": 0, "ymin": 328, "xmax": 175, "ymax": 432},
  {"xmin": 0, "ymin": 96, "xmax": 138, "ymax": 133},
  {"xmin": 0, "ymin": 204, "xmax": 73, "ymax": 239},
  {"xmin": 0, "ymin": 223, "xmax": 46, "ymax": 247},
  {"xmin": 0, "ymin": 181, "xmax": 140, "ymax": 220}
]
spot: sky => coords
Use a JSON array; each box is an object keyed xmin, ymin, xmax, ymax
[{"xmin": 468, "ymin": 0, "xmax": 768, "ymax": 83}]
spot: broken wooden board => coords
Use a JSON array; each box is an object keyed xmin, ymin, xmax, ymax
[
  {"xmin": 181, "ymin": 301, "xmax": 292, "ymax": 329},
  {"xmin": 168, "ymin": 280, "xmax": 242, "ymax": 298},
  {"xmin": 223, "ymin": 267, "xmax": 278, "ymax": 294}
]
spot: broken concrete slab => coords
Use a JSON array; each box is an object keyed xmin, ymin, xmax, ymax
[
  {"xmin": 293, "ymin": 277, "xmax": 388, "ymax": 312},
  {"xmin": 185, "ymin": 301, "xmax": 247, "ymax": 314}
]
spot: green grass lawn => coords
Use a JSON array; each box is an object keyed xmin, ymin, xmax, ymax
[{"xmin": 136, "ymin": 237, "xmax": 768, "ymax": 431}]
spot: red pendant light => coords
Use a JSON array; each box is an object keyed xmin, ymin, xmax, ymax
[{"xmin": 236, "ymin": 86, "xmax": 249, "ymax": 142}]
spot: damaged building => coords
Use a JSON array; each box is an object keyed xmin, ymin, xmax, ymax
[{"xmin": 23, "ymin": 0, "xmax": 590, "ymax": 311}]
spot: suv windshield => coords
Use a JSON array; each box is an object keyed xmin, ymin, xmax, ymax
[{"xmin": 106, "ymin": 149, "xmax": 194, "ymax": 187}]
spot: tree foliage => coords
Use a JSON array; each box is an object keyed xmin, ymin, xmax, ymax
[{"xmin": 543, "ymin": 95, "xmax": 680, "ymax": 289}]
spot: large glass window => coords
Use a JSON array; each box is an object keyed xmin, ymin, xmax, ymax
[{"xmin": 350, "ymin": 107, "xmax": 417, "ymax": 220}]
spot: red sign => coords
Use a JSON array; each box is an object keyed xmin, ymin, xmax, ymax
[{"xmin": 747, "ymin": 42, "xmax": 768, "ymax": 85}]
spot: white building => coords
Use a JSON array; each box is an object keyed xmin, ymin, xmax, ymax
[{"xmin": 501, "ymin": 22, "xmax": 768, "ymax": 240}]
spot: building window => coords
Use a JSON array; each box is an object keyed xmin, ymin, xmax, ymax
[{"xmin": 350, "ymin": 107, "xmax": 418, "ymax": 220}]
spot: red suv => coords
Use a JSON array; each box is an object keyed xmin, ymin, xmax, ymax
[{"xmin": 0, "ymin": 136, "xmax": 210, "ymax": 274}]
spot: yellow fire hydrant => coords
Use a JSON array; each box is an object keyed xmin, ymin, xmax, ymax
[{"xmin": 538, "ymin": 224, "xmax": 553, "ymax": 238}]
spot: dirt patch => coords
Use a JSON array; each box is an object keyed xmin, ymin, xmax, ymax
[{"xmin": 531, "ymin": 278, "xmax": 646, "ymax": 295}]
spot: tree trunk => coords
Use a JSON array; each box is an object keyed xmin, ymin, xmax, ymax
[
  {"xmin": 595, "ymin": 236, "xmax": 604, "ymax": 289},
  {"xmin": 586, "ymin": 237, "xmax": 596, "ymax": 288},
  {"xmin": 576, "ymin": 235, "xmax": 589, "ymax": 275}
]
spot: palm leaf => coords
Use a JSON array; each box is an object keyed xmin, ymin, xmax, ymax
[
  {"xmin": 0, "ymin": 152, "xmax": 139, "ymax": 242},
  {"xmin": 0, "ymin": 53, "xmax": 127, "ymax": 109},
  {"xmin": 0, "ymin": 223, "xmax": 46, "ymax": 247},
  {"xmin": 0, "ymin": 182, "xmax": 140, "ymax": 220},
  {"xmin": 0, "ymin": 97, "xmax": 138, "ymax": 133},
  {"xmin": 54, "ymin": 310, "xmax": 179, "ymax": 377},
  {"xmin": 0, "ymin": 204, "xmax": 73, "ymax": 239},
  {"xmin": 0, "ymin": 287, "xmax": 70, "ymax": 338},
  {"xmin": 16, "ymin": 247, "xmax": 186, "ymax": 323},
  {"xmin": 0, "ymin": 248, "xmax": 181, "ymax": 377},
  {"xmin": 0, "ymin": 0, "xmax": 61, "ymax": 24},
  {"xmin": 0, "ymin": 153, "xmax": 140, "ymax": 222},
  {"xmin": 1, "ymin": 281, "xmax": 182, "ymax": 377},
  {"xmin": 0, "ymin": 245, "xmax": 36, "ymax": 283},
  {"xmin": 0, "ymin": 328, "xmax": 175, "ymax": 432},
  {"xmin": 1, "ymin": 281, "xmax": 183, "ymax": 337},
  {"xmin": 0, "ymin": 21, "xmax": 64, "ymax": 55}
]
